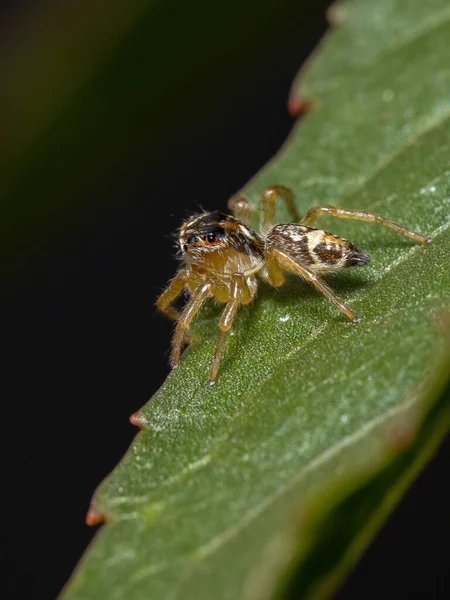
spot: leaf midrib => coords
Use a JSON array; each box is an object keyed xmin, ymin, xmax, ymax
[{"xmin": 119, "ymin": 391, "xmax": 422, "ymax": 596}]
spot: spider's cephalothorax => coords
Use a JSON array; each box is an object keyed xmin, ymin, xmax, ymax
[
  {"xmin": 179, "ymin": 210, "xmax": 264, "ymax": 276},
  {"xmin": 157, "ymin": 186, "xmax": 430, "ymax": 383}
]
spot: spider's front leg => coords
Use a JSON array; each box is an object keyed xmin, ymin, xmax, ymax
[
  {"xmin": 171, "ymin": 283, "xmax": 211, "ymax": 367},
  {"xmin": 156, "ymin": 270, "xmax": 189, "ymax": 320},
  {"xmin": 301, "ymin": 205, "xmax": 430, "ymax": 244},
  {"xmin": 265, "ymin": 247, "xmax": 359, "ymax": 322},
  {"xmin": 209, "ymin": 274, "xmax": 246, "ymax": 384}
]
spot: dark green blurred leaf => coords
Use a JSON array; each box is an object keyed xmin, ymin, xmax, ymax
[{"xmin": 1, "ymin": 0, "xmax": 296, "ymax": 275}]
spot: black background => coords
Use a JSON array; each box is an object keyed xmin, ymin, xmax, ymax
[{"xmin": 1, "ymin": 1, "xmax": 449, "ymax": 599}]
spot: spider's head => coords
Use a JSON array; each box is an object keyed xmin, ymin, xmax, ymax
[
  {"xmin": 179, "ymin": 211, "xmax": 230, "ymax": 255},
  {"xmin": 178, "ymin": 210, "xmax": 264, "ymax": 271}
]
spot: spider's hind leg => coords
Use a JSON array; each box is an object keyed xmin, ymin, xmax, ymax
[
  {"xmin": 265, "ymin": 247, "xmax": 359, "ymax": 322},
  {"xmin": 301, "ymin": 205, "xmax": 430, "ymax": 244}
]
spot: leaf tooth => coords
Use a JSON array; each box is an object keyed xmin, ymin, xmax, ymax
[
  {"xmin": 129, "ymin": 412, "xmax": 145, "ymax": 430},
  {"xmin": 287, "ymin": 95, "xmax": 313, "ymax": 118},
  {"xmin": 85, "ymin": 505, "xmax": 106, "ymax": 527}
]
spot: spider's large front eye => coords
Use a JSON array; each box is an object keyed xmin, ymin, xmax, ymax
[{"xmin": 205, "ymin": 233, "xmax": 218, "ymax": 244}]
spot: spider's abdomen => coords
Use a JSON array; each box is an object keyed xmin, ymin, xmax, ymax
[{"xmin": 266, "ymin": 223, "xmax": 370, "ymax": 272}]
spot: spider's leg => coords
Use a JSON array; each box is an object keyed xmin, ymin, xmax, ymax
[
  {"xmin": 266, "ymin": 247, "xmax": 359, "ymax": 322},
  {"xmin": 227, "ymin": 195, "xmax": 253, "ymax": 226},
  {"xmin": 301, "ymin": 205, "xmax": 430, "ymax": 244},
  {"xmin": 156, "ymin": 270, "xmax": 189, "ymax": 320},
  {"xmin": 171, "ymin": 283, "xmax": 211, "ymax": 367},
  {"xmin": 209, "ymin": 274, "xmax": 245, "ymax": 383},
  {"xmin": 260, "ymin": 185, "xmax": 300, "ymax": 233}
]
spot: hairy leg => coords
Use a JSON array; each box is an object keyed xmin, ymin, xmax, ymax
[
  {"xmin": 260, "ymin": 185, "xmax": 300, "ymax": 233},
  {"xmin": 228, "ymin": 195, "xmax": 253, "ymax": 226},
  {"xmin": 266, "ymin": 247, "xmax": 359, "ymax": 322},
  {"xmin": 209, "ymin": 274, "xmax": 245, "ymax": 383},
  {"xmin": 171, "ymin": 283, "xmax": 211, "ymax": 367},
  {"xmin": 301, "ymin": 205, "xmax": 430, "ymax": 244},
  {"xmin": 156, "ymin": 270, "xmax": 189, "ymax": 320}
]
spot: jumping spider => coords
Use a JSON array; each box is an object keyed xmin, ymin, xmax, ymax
[{"xmin": 157, "ymin": 186, "xmax": 430, "ymax": 383}]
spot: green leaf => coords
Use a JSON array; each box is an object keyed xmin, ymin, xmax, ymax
[
  {"xmin": 245, "ymin": 339, "xmax": 450, "ymax": 600},
  {"xmin": 63, "ymin": 0, "xmax": 450, "ymax": 598}
]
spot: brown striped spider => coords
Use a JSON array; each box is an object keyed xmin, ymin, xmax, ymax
[{"xmin": 157, "ymin": 186, "xmax": 430, "ymax": 383}]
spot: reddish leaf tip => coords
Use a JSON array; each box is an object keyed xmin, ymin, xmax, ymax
[
  {"xmin": 326, "ymin": 4, "xmax": 345, "ymax": 26},
  {"xmin": 85, "ymin": 505, "xmax": 105, "ymax": 527},
  {"xmin": 130, "ymin": 412, "xmax": 144, "ymax": 429},
  {"xmin": 287, "ymin": 95, "xmax": 311, "ymax": 117}
]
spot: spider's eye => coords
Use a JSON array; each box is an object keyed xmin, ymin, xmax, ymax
[
  {"xmin": 187, "ymin": 236, "xmax": 197, "ymax": 245},
  {"xmin": 205, "ymin": 233, "xmax": 218, "ymax": 244}
]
